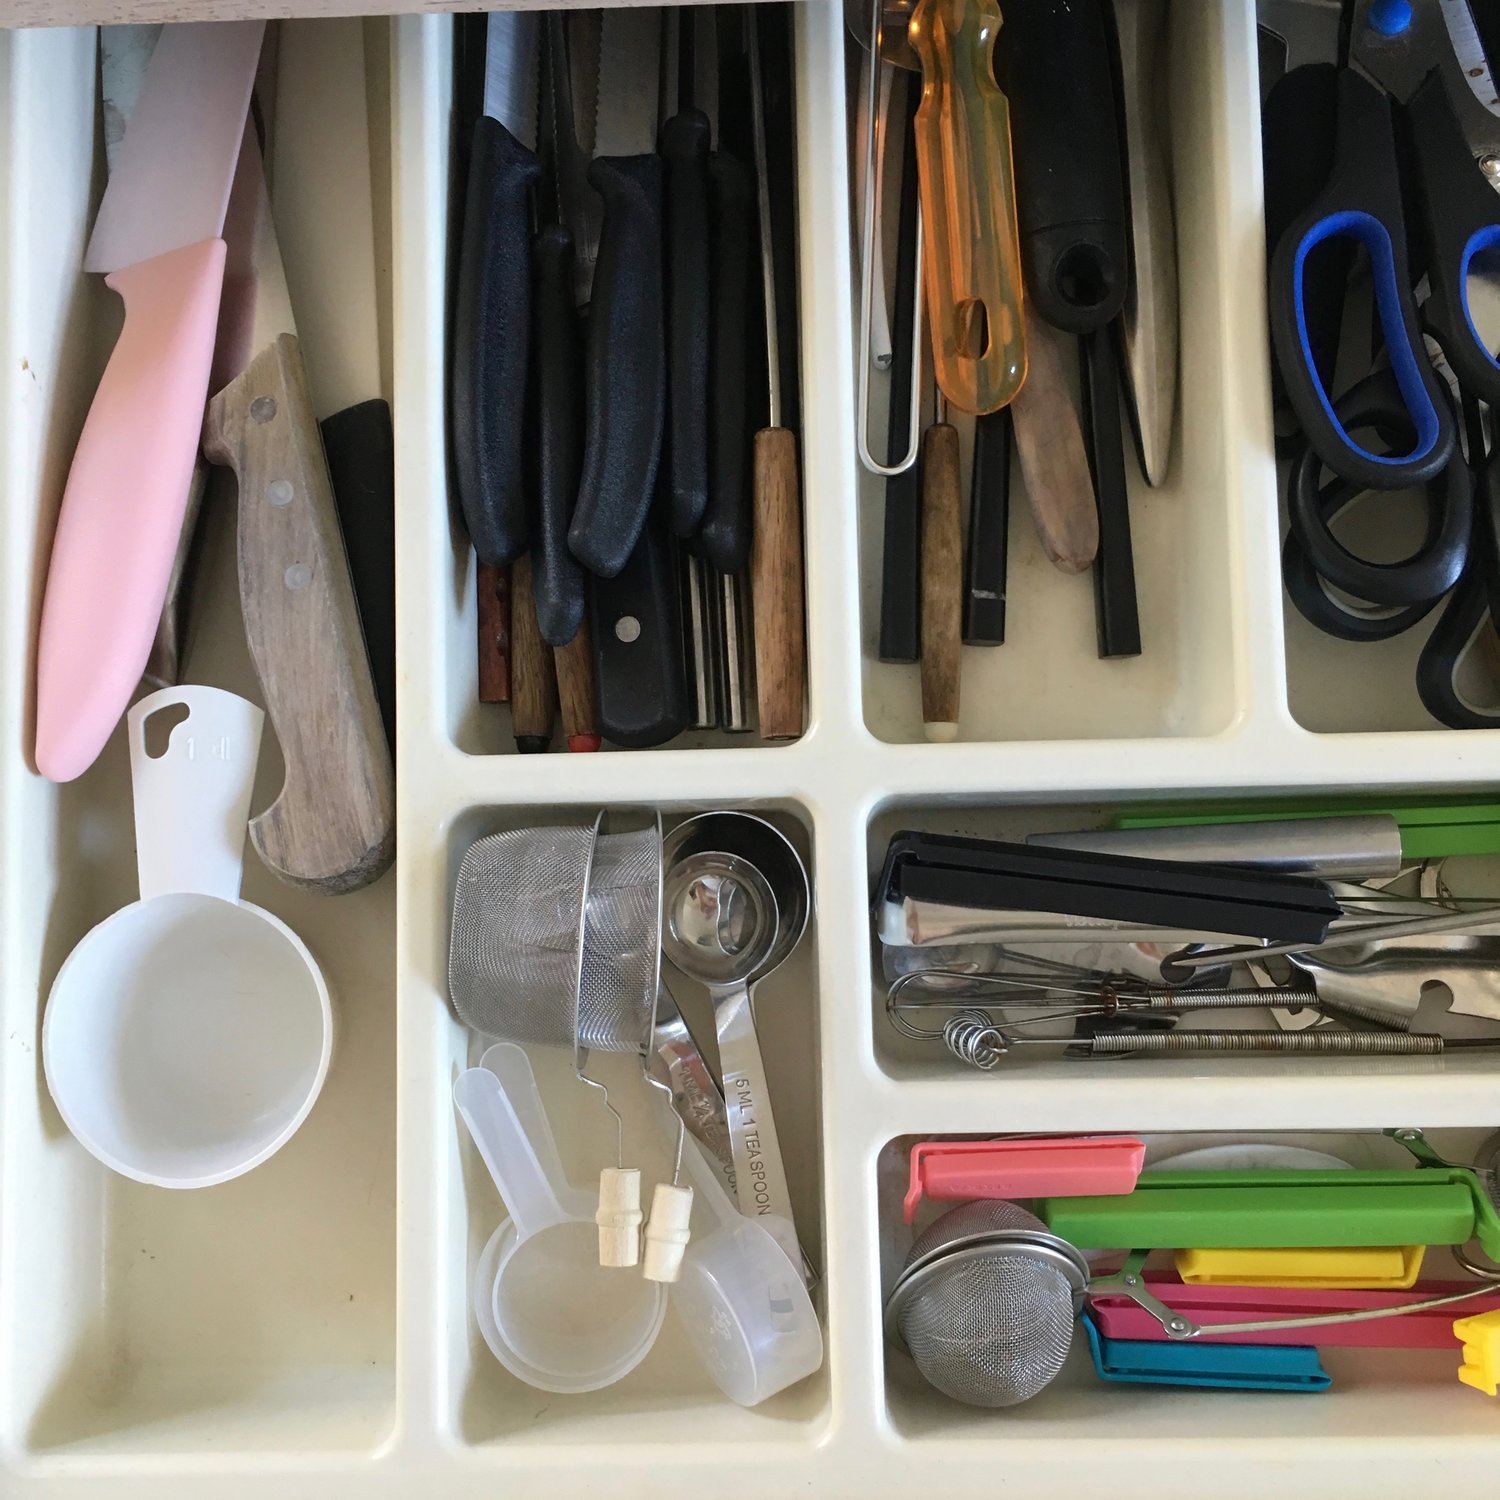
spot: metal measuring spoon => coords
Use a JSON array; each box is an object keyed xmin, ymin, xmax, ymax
[{"xmin": 662, "ymin": 813, "xmax": 809, "ymax": 1272}]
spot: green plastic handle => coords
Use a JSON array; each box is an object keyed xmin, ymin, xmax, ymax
[
  {"xmin": 1042, "ymin": 1170, "xmax": 1478, "ymax": 1250},
  {"xmin": 1112, "ymin": 800, "xmax": 1500, "ymax": 860}
]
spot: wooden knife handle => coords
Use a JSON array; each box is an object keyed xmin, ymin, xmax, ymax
[
  {"xmin": 510, "ymin": 553, "xmax": 558, "ymax": 753},
  {"xmin": 555, "ymin": 618, "xmax": 601, "ymax": 753},
  {"xmin": 920, "ymin": 421, "xmax": 963, "ymax": 741},
  {"xmin": 750, "ymin": 426, "xmax": 805, "ymax": 741},
  {"xmin": 1010, "ymin": 308, "xmax": 1099, "ymax": 573},
  {"xmin": 203, "ymin": 333, "xmax": 395, "ymax": 894},
  {"xmin": 476, "ymin": 561, "xmax": 512, "ymax": 704}
]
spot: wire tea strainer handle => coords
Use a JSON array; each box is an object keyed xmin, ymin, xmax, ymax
[{"xmin": 1094, "ymin": 1248, "xmax": 1500, "ymax": 1340}]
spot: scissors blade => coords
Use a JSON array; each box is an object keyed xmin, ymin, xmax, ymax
[{"xmin": 1439, "ymin": 0, "xmax": 1500, "ymax": 117}]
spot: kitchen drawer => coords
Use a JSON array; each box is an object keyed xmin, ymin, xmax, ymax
[{"xmin": 2, "ymin": 5, "xmax": 1499, "ymax": 1500}]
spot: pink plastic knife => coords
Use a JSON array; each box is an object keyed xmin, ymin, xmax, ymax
[{"xmin": 33, "ymin": 20, "xmax": 265, "ymax": 782}]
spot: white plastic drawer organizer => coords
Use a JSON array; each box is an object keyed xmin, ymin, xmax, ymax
[{"xmin": 3, "ymin": 7, "xmax": 1500, "ymax": 1500}]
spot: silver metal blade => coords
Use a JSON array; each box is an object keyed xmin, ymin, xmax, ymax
[
  {"xmin": 484, "ymin": 9, "xmax": 539, "ymax": 148},
  {"xmin": 212, "ymin": 125, "xmax": 297, "ymax": 393},
  {"xmin": 100, "ymin": 24, "xmax": 163, "ymax": 173},
  {"xmin": 595, "ymin": 6, "xmax": 663, "ymax": 156},
  {"xmin": 544, "ymin": 11, "xmax": 601, "ymax": 307},
  {"xmin": 85, "ymin": 20, "xmax": 265, "ymax": 274},
  {"xmin": 1440, "ymin": 0, "xmax": 1500, "ymax": 115}
]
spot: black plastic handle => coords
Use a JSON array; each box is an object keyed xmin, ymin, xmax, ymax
[
  {"xmin": 570, "ymin": 153, "xmax": 667, "ymax": 578},
  {"xmin": 1286, "ymin": 371, "xmax": 1471, "ymax": 609},
  {"xmin": 698, "ymin": 149, "xmax": 756, "ymax": 573},
  {"xmin": 1417, "ymin": 469, "xmax": 1500, "ymax": 727},
  {"xmin": 1404, "ymin": 71, "xmax": 1500, "ymax": 411},
  {"xmin": 321, "ymin": 399, "xmax": 396, "ymax": 754},
  {"xmin": 1082, "ymin": 328, "xmax": 1141, "ymax": 658},
  {"xmin": 878, "ymin": 73, "xmax": 922, "ymax": 665},
  {"xmin": 994, "ymin": 0, "xmax": 1128, "ymax": 336},
  {"xmin": 589, "ymin": 521, "xmax": 689, "ymax": 747},
  {"xmin": 661, "ymin": 108, "xmax": 713, "ymax": 539},
  {"xmin": 1268, "ymin": 70, "xmax": 1455, "ymax": 492},
  {"xmin": 963, "ymin": 408, "xmax": 1010, "ymax": 646},
  {"xmin": 451, "ymin": 115, "xmax": 541, "ymax": 566},
  {"xmin": 531, "ymin": 223, "xmax": 588, "ymax": 647}
]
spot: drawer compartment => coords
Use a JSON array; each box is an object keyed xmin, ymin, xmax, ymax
[
  {"xmin": 0, "ymin": 22, "xmax": 396, "ymax": 1460},
  {"xmin": 878, "ymin": 1127, "xmax": 1500, "ymax": 1448}
]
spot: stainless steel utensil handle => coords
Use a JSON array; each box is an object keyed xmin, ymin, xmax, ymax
[
  {"xmin": 712, "ymin": 979, "xmax": 802, "ymax": 1269},
  {"xmin": 1087, "ymin": 1030, "xmax": 1446, "ymax": 1056},
  {"xmin": 653, "ymin": 982, "xmax": 736, "ymax": 1194}
]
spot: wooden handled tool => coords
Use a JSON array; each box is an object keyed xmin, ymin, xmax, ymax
[
  {"xmin": 747, "ymin": 12, "xmax": 806, "ymax": 741},
  {"xmin": 203, "ymin": 334, "xmax": 394, "ymax": 894},
  {"xmin": 920, "ymin": 396, "xmax": 963, "ymax": 741},
  {"xmin": 555, "ymin": 619, "xmax": 601, "ymax": 753},
  {"xmin": 510, "ymin": 554, "xmax": 558, "ymax": 753}
]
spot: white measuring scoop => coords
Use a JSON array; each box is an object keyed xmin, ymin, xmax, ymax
[
  {"xmin": 455, "ymin": 1042, "xmax": 667, "ymax": 1393},
  {"xmin": 43, "ymin": 685, "xmax": 332, "ymax": 1188}
]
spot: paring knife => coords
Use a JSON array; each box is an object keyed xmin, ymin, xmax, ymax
[
  {"xmin": 703, "ymin": 8, "xmax": 758, "ymax": 732},
  {"xmin": 33, "ymin": 20, "xmax": 265, "ymax": 783},
  {"xmin": 568, "ymin": 5, "xmax": 668, "ymax": 578},
  {"xmin": 202, "ymin": 132, "xmax": 395, "ymax": 894},
  {"xmin": 1112, "ymin": 0, "xmax": 1179, "ymax": 487},
  {"xmin": 452, "ymin": 10, "xmax": 541, "ymax": 568}
]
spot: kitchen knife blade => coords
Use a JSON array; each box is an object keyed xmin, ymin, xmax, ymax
[
  {"xmin": 34, "ymin": 19, "xmax": 264, "ymax": 783},
  {"xmin": 1112, "ymin": 0, "xmax": 1179, "ymax": 488},
  {"xmin": 660, "ymin": 6, "xmax": 712, "ymax": 537},
  {"xmin": 451, "ymin": 10, "xmax": 542, "ymax": 568},
  {"xmin": 202, "ymin": 132, "xmax": 395, "ymax": 894},
  {"xmin": 569, "ymin": 5, "xmax": 668, "ymax": 578}
]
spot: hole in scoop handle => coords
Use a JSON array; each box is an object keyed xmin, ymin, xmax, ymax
[
  {"xmin": 713, "ymin": 980, "xmax": 803, "ymax": 1270},
  {"xmin": 127, "ymin": 685, "xmax": 264, "ymax": 903},
  {"xmin": 454, "ymin": 1063, "xmax": 572, "ymax": 1241}
]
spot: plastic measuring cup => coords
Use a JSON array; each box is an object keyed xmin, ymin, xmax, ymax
[
  {"xmin": 455, "ymin": 1043, "xmax": 667, "ymax": 1394},
  {"xmin": 42, "ymin": 686, "xmax": 333, "ymax": 1188},
  {"xmin": 670, "ymin": 1127, "xmax": 824, "ymax": 1406}
]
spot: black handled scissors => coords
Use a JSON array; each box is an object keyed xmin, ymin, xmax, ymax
[{"xmin": 1266, "ymin": 0, "xmax": 1500, "ymax": 491}]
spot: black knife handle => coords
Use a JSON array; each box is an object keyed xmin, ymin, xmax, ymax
[
  {"xmin": 661, "ymin": 108, "xmax": 712, "ymax": 538},
  {"xmin": 994, "ymin": 0, "xmax": 1128, "ymax": 335},
  {"xmin": 963, "ymin": 407, "xmax": 1010, "ymax": 646},
  {"xmin": 321, "ymin": 399, "xmax": 396, "ymax": 753},
  {"xmin": 1083, "ymin": 327, "xmax": 1141, "ymax": 658},
  {"xmin": 451, "ymin": 115, "xmax": 541, "ymax": 566},
  {"xmin": 570, "ymin": 153, "xmax": 667, "ymax": 578},
  {"xmin": 698, "ymin": 150, "xmax": 756, "ymax": 573},
  {"xmin": 589, "ymin": 521, "xmax": 689, "ymax": 747},
  {"xmin": 531, "ymin": 222, "xmax": 588, "ymax": 647},
  {"xmin": 878, "ymin": 74, "xmax": 922, "ymax": 664}
]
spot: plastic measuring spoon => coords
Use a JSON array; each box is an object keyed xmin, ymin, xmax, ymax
[
  {"xmin": 455, "ymin": 1043, "xmax": 666, "ymax": 1393},
  {"xmin": 669, "ymin": 1130, "xmax": 824, "ymax": 1407},
  {"xmin": 43, "ymin": 685, "xmax": 332, "ymax": 1188}
]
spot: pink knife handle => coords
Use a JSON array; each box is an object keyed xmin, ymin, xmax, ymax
[{"xmin": 34, "ymin": 239, "xmax": 227, "ymax": 782}]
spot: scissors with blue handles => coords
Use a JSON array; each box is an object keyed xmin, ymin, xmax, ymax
[{"xmin": 1267, "ymin": 0, "xmax": 1500, "ymax": 492}]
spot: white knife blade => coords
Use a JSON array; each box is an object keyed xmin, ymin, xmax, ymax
[
  {"xmin": 485, "ymin": 8, "xmax": 540, "ymax": 148},
  {"xmin": 86, "ymin": 20, "xmax": 265, "ymax": 274},
  {"xmin": 100, "ymin": 24, "xmax": 163, "ymax": 172}
]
